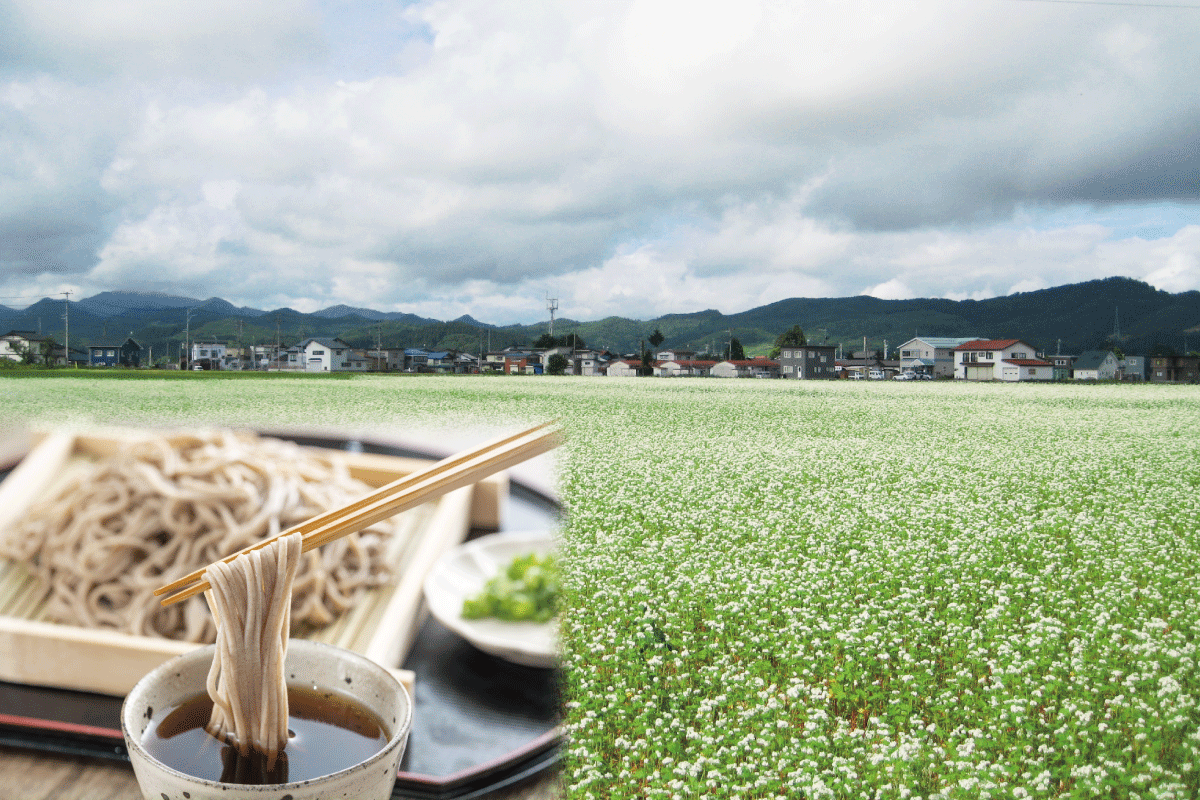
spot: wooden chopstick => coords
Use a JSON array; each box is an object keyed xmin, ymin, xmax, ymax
[{"xmin": 154, "ymin": 422, "xmax": 563, "ymax": 607}]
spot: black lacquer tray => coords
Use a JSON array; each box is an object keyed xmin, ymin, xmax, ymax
[{"xmin": 0, "ymin": 432, "xmax": 564, "ymax": 799}]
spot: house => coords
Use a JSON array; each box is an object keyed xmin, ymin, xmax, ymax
[
  {"xmin": 0, "ymin": 330, "xmax": 63, "ymax": 365},
  {"xmin": 455, "ymin": 352, "xmax": 480, "ymax": 373},
  {"xmin": 1071, "ymin": 350, "xmax": 1120, "ymax": 381},
  {"xmin": 563, "ymin": 349, "xmax": 608, "ymax": 376},
  {"xmin": 88, "ymin": 338, "xmax": 142, "ymax": 368},
  {"xmin": 241, "ymin": 345, "xmax": 281, "ymax": 370},
  {"xmin": 190, "ymin": 341, "xmax": 228, "ymax": 370},
  {"xmin": 711, "ymin": 358, "xmax": 780, "ymax": 379},
  {"xmin": 425, "ymin": 351, "xmax": 457, "ymax": 372},
  {"xmin": 1048, "ymin": 354, "xmax": 1076, "ymax": 381},
  {"xmin": 897, "ymin": 337, "xmax": 978, "ymax": 378},
  {"xmin": 1148, "ymin": 355, "xmax": 1200, "ymax": 384},
  {"xmin": 654, "ymin": 359, "xmax": 714, "ymax": 378},
  {"xmin": 836, "ymin": 356, "xmax": 897, "ymax": 379},
  {"xmin": 403, "ymin": 348, "xmax": 430, "ymax": 372},
  {"xmin": 500, "ymin": 350, "xmax": 543, "ymax": 375},
  {"xmin": 1120, "ymin": 355, "xmax": 1146, "ymax": 382},
  {"xmin": 777, "ymin": 345, "xmax": 837, "ymax": 380},
  {"xmin": 953, "ymin": 339, "xmax": 1051, "ymax": 381},
  {"xmin": 655, "ymin": 349, "xmax": 697, "ymax": 362},
  {"xmin": 605, "ymin": 359, "xmax": 643, "ymax": 377},
  {"xmin": 297, "ymin": 338, "xmax": 359, "ymax": 371},
  {"xmin": 364, "ymin": 348, "xmax": 405, "ymax": 371}
]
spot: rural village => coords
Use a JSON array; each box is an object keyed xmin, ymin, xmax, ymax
[{"xmin": 2, "ymin": 327, "xmax": 1198, "ymax": 383}]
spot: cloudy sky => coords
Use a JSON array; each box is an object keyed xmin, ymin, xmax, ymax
[{"xmin": 2, "ymin": 0, "xmax": 1198, "ymax": 325}]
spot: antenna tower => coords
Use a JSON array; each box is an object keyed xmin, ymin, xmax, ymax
[{"xmin": 546, "ymin": 294, "xmax": 559, "ymax": 337}]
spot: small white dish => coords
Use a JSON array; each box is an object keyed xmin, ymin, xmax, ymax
[{"xmin": 423, "ymin": 530, "xmax": 558, "ymax": 668}]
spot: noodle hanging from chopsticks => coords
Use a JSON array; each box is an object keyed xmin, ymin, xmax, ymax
[
  {"xmin": 2, "ymin": 430, "xmax": 395, "ymax": 642},
  {"xmin": 203, "ymin": 530, "xmax": 302, "ymax": 764}
]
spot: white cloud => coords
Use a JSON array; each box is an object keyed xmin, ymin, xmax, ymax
[
  {"xmin": 0, "ymin": 0, "xmax": 1197, "ymax": 323},
  {"xmin": 867, "ymin": 279, "xmax": 912, "ymax": 301}
]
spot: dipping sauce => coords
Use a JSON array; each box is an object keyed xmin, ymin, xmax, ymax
[{"xmin": 142, "ymin": 685, "xmax": 390, "ymax": 785}]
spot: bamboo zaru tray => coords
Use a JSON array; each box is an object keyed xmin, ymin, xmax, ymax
[{"xmin": 0, "ymin": 428, "xmax": 507, "ymax": 698}]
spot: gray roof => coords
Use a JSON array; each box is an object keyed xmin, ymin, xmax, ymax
[
  {"xmin": 906, "ymin": 336, "xmax": 979, "ymax": 349},
  {"xmin": 1073, "ymin": 350, "xmax": 1115, "ymax": 370}
]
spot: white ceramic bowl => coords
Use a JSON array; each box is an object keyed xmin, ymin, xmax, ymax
[
  {"xmin": 122, "ymin": 640, "xmax": 412, "ymax": 800},
  {"xmin": 423, "ymin": 530, "xmax": 558, "ymax": 668}
]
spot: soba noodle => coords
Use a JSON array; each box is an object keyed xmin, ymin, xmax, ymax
[
  {"xmin": 2, "ymin": 430, "xmax": 394, "ymax": 642},
  {"xmin": 203, "ymin": 530, "xmax": 302, "ymax": 764}
]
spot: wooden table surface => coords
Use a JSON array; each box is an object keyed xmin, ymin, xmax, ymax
[{"xmin": 0, "ymin": 746, "xmax": 563, "ymax": 800}]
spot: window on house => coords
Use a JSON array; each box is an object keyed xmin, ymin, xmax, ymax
[
  {"xmin": 107, "ymin": 349, "xmax": 115, "ymax": 357},
  {"xmin": 1013, "ymin": 352, "xmax": 1026, "ymax": 359},
  {"xmin": 335, "ymin": 349, "xmax": 343, "ymax": 355},
  {"xmin": 312, "ymin": 350, "xmax": 325, "ymax": 356}
]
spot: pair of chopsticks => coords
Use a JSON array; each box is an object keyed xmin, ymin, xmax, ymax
[{"xmin": 154, "ymin": 421, "xmax": 563, "ymax": 607}]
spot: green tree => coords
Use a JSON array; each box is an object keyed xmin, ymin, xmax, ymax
[
  {"xmin": 769, "ymin": 325, "xmax": 806, "ymax": 359},
  {"xmin": 725, "ymin": 337, "xmax": 745, "ymax": 361},
  {"xmin": 648, "ymin": 327, "xmax": 665, "ymax": 349},
  {"xmin": 533, "ymin": 333, "xmax": 557, "ymax": 349},
  {"xmin": 15, "ymin": 342, "xmax": 38, "ymax": 365},
  {"xmin": 546, "ymin": 353, "xmax": 569, "ymax": 375}
]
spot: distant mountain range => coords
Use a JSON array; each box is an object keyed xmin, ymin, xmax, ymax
[{"xmin": 2, "ymin": 278, "xmax": 1197, "ymax": 363}]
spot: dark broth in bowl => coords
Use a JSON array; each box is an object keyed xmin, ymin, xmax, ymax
[{"xmin": 142, "ymin": 685, "xmax": 390, "ymax": 785}]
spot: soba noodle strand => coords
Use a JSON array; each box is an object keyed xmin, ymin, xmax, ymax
[{"xmin": 204, "ymin": 531, "xmax": 302, "ymax": 763}]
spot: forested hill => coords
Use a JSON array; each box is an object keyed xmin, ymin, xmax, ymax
[{"xmin": 1, "ymin": 277, "xmax": 1196, "ymax": 362}]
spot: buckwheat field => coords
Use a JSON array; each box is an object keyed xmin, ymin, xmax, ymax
[{"xmin": 5, "ymin": 375, "xmax": 1199, "ymax": 799}]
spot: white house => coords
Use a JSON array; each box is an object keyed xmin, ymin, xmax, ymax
[
  {"xmin": 710, "ymin": 358, "xmax": 780, "ymax": 379},
  {"xmin": 605, "ymin": 359, "xmax": 642, "ymax": 377},
  {"xmin": 566, "ymin": 349, "xmax": 607, "ymax": 376},
  {"xmin": 953, "ymin": 339, "xmax": 1052, "ymax": 381},
  {"xmin": 1, "ymin": 330, "xmax": 63, "ymax": 365},
  {"xmin": 654, "ymin": 359, "xmax": 713, "ymax": 377},
  {"xmin": 655, "ymin": 349, "xmax": 696, "ymax": 362},
  {"xmin": 1071, "ymin": 350, "xmax": 1120, "ymax": 381},
  {"xmin": 298, "ymin": 338, "xmax": 361, "ymax": 371},
  {"xmin": 190, "ymin": 341, "xmax": 228, "ymax": 369},
  {"xmin": 897, "ymin": 337, "xmax": 978, "ymax": 378}
]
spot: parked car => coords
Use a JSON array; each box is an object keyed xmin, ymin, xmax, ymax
[
  {"xmin": 869, "ymin": 368, "xmax": 885, "ymax": 380},
  {"xmin": 893, "ymin": 371, "xmax": 915, "ymax": 380}
]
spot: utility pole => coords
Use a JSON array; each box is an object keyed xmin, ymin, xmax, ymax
[
  {"xmin": 184, "ymin": 308, "xmax": 195, "ymax": 368},
  {"xmin": 275, "ymin": 314, "xmax": 281, "ymax": 372},
  {"xmin": 61, "ymin": 291, "xmax": 71, "ymax": 367}
]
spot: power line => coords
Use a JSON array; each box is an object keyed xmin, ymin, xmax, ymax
[{"xmin": 0, "ymin": 294, "xmax": 62, "ymax": 302}]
